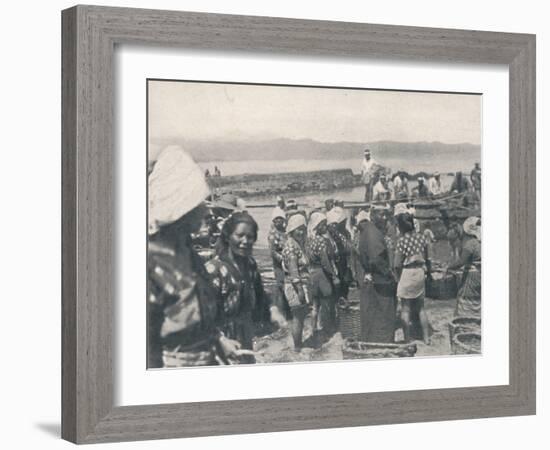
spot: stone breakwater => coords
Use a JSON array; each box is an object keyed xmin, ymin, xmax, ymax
[{"xmin": 207, "ymin": 168, "xmax": 362, "ymax": 198}]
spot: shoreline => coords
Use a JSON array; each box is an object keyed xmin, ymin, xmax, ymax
[{"xmin": 207, "ymin": 167, "xmax": 467, "ymax": 200}]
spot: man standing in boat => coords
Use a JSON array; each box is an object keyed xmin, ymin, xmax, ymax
[
  {"xmin": 361, "ymin": 149, "xmax": 377, "ymax": 202},
  {"xmin": 372, "ymin": 173, "xmax": 392, "ymax": 202},
  {"xmin": 428, "ymin": 171, "xmax": 442, "ymax": 197},
  {"xmin": 393, "ymin": 171, "xmax": 410, "ymax": 200}
]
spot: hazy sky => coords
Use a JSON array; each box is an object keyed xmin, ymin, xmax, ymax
[{"xmin": 148, "ymin": 80, "xmax": 481, "ymax": 145}]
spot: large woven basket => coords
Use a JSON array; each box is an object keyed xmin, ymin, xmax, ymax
[
  {"xmin": 426, "ymin": 270, "xmax": 458, "ymax": 299},
  {"xmin": 451, "ymin": 332, "xmax": 481, "ymax": 355},
  {"xmin": 448, "ymin": 316, "xmax": 481, "ymax": 343},
  {"xmin": 342, "ymin": 339, "xmax": 417, "ymax": 360},
  {"xmin": 337, "ymin": 301, "xmax": 361, "ymax": 340}
]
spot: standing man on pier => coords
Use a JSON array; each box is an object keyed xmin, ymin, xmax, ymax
[
  {"xmin": 470, "ymin": 162, "xmax": 482, "ymax": 201},
  {"xmin": 361, "ymin": 149, "xmax": 377, "ymax": 202}
]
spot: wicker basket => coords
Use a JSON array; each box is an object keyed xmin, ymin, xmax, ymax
[
  {"xmin": 448, "ymin": 316, "xmax": 481, "ymax": 343},
  {"xmin": 451, "ymin": 332, "xmax": 481, "ymax": 355},
  {"xmin": 413, "ymin": 209, "xmax": 442, "ymax": 220},
  {"xmin": 337, "ymin": 301, "xmax": 361, "ymax": 340},
  {"xmin": 445, "ymin": 208, "xmax": 481, "ymax": 220},
  {"xmin": 342, "ymin": 339, "xmax": 417, "ymax": 360},
  {"xmin": 426, "ymin": 271, "xmax": 458, "ymax": 299}
]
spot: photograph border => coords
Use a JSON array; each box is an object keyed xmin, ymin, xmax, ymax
[{"xmin": 62, "ymin": 5, "xmax": 535, "ymax": 443}]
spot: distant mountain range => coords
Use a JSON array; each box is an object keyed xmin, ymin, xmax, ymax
[{"xmin": 148, "ymin": 138, "xmax": 480, "ymax": 164}]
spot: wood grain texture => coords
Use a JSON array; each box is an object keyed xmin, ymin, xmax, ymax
[
  {"xmin": 508, "ymin": 36, "xmax": 536, "ymax": 411},
  {"xmin": 61, "ymin": 6, "xmax": 77, "ymax": 443},
  {"xmin": 61, "ymin": 5, "xmax": 536, "ymax": 444}
]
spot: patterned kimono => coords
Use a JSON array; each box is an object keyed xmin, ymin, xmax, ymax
[
  {"xmin": 267, "ymin": 226, "xmax": 287, "ymax": 315},
  {"xmin": 394, "ymin": 231, "xmax": 428, "ymax": 300},
  {"xmin": 306, "ymin": 234, "xmax": 338, "ymax": 332},
  {"xmin": 453, "ymin": 237, "xmax": 482, "ymax": 317},
  {"xmin": 205, "ymin": 254, "xmax": 271, "ymax": 350},
  {"xmin": 328, "ymin": 228, "xmax": 352, "ymax": 299},
  {"xmin": 281, "ymin": 236, "xmax": 310, "ymax": 313},
  {"xmin": 147, "ymin": 236, "xmax": 221, "ymax": 368},
  {"xmin": 268, "ymin": 227, "xmax": 287, "ymax": 270},
  {"xmin": 306, "ymin": 234, "xmax": 338, "ymax": 276}
]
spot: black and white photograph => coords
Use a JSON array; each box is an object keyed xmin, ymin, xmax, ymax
[
  {"xmin": 147, "ymin": 79, "xmax": 482, "ymax": 369},
  {"xmin": 2, "ymin": 0, "xmax": 544, "ymax": 447}
]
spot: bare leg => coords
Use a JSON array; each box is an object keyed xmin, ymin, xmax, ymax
[
  {"xmin": 290, "ymin": 312, "xmax": 304, "ymax": 350},
  {"xmin": 310, "ymin": 298, "xmax": 319, "ymax": 334},
  {"xmin": 400, "ymin": 301, "xmax": 411, "ymax": 343},
  {"xmin": 330, "ymin": 295, "xmax": 338, "ymax": 335},
  {"xmin": 364, "ymin": 182, "xmax": 371, "ymax": 202},
  {"xmin": 418, "ymin": 307, "xmax": 431, "ymax": 345},
  {"xmin": 290, "ymin": 317, "xmax": 304, "ymax": 350},
  {"xmin": 328, "ymin": 295, "xmax": 337, "ymax": 335}
]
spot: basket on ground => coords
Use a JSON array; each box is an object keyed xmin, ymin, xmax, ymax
[
  {"xmin": 337, "ymin": 300, "xmax": 361, "ymax": 340},
  {"xmin": 451, "ymin": 332, "xmax": 481, "ymax": 355},
  {"xmin": 426, "ymin": 270, "xmax": 458, "ymax": 299},
  {"xmin": 448, "ymin": 316, "xmax": 481, "ymax": 343},
  {"xmin": 342, "ymin": 339, "xmax": 417, "ymax": 360}
]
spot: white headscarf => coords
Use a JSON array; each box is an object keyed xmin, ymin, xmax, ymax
[
  {"xmin": 148, "ymin": 146, "xmax": 209, "ymax": 234},
  {"xmin": 394, "ymin": 203, "xmax": 410, "ymax": 217},
  {"xmin": 356, "ymin": 210, "xmax": 370, "ymax": 224},
  {"xmin": 309, "ymin": 212, "xmax": 327, "ymax": 233},
  {"xmin": 286, "ymin": 214, "xmax": 306, "ymax": 234},
  {"xmin": 327, "ymin": 207, "xmax": 346, "ymax": 225},
  {"xmin": 463, "ymin": 216, "xmax": 481, "ymax": 240}
]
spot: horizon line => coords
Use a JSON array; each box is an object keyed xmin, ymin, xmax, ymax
[{"xmin": 148, "ymin": 136, "xmax": 481, "ymax": 147}]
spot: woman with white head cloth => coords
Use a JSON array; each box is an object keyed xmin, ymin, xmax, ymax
[
  {"xmin": 393, "ymin": 207, "xmax": 432, "ymax": 344},
  {"xmin": 147, "ymin": 146, "xmax": 241, "ymax": 368},
  {"xmin": 307, "ymin": 199, "xmax": 325, "ymax": 235},
  {"xmin": 357, "ymin": 206, "xmax": 397, "ymax": 343},
  {"xmin": 327, "ymin": 207, "xmax": 352, "ymax": 301},
  {"xmin": 281, "ymin": 214, "xmax": 310, "ymax": 350},
  {"xmin": 306, "ymin": 212, "xmax": 339, "ymax": 339},
  {"xmin": 267, "ymin": 208, "xmax": 288, "ymax": 319},
  {"xmin": 447, "ymin": 216, "xmax": 482, "ymax": 317}
]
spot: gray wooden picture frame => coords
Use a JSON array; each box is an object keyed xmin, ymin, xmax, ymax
[{"xmin": 61, "ymin": 5, "xmax": 536, "ymax": 444}]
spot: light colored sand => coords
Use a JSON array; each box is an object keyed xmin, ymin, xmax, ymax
[{"xmin": 254, "ymin": 287, "xmax": 458, "ymax": 364}]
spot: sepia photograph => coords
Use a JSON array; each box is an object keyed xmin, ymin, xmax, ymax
[{"xmin": 147, "ymin": 79, "xmax": 482, "ymax": 369}]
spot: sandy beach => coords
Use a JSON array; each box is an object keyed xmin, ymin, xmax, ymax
[{"xmin": 253, "ymin": 285, "xmax": 457, "ymax": 364}]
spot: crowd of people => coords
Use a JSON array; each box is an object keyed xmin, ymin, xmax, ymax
[
  {"xmin": 361, "ymin": 148, "xmax": 482, "ymax": 205},
  {"xmin": 147, "ymin": 145, "xmax": 482, "ymax": 368}
]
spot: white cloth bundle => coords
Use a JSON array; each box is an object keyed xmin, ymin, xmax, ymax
[{"xmin": 148, "ymin": 145, "xmax": 209, "ymax": 234}]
